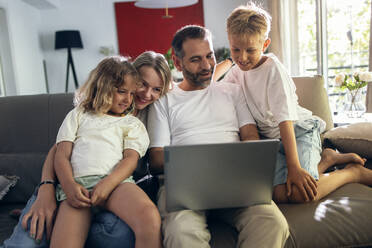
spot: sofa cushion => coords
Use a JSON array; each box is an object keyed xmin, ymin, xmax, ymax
[
  {"xmin": 0, "ymin": 153, "xmax": 46, "ymax": 204},
  {"xmin": 0, "ymin": 175, "xmax": 19, "ymax": 200},
  {"xmin": 0, "ymin": 203, "xmax": 25, "ymax": 245},
  {"xmin": 280, "ymin": 183, "xmax": 372, "ymax": 248},
  {"xmin": 323, "ymin": 122, "xmax": 372, "ymax": 159},
  {"xmin": 292, "ymin": 76, "xmax": 334, "ymax": 132}
]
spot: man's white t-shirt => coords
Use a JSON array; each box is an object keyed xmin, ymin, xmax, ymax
[
  {"xmin": 147, "ymin": 82, "xmax": 255, "ymax": 147},
  {"xmin": 222, "ymin": 53, "xmax": 315, "ymax": 139},
  {"xmin": 56, "ymin": 107, "xmax": 149, "ymax": 178}
]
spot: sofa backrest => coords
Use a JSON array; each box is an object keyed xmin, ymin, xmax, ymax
[
  {"xmin": 292, "ymin": 75, "xmax": 334, "ymax": 132},
  {"xmin": 0, "ymin": 93, "xmax": 74, "ymax": 203},
  {"xmin": 0, "ymin": 78, "xmax": 334, "ymax": 203}
]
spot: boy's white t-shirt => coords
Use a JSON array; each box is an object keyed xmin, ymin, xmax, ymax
[
  {"xmin": 56, "ymin": 107, "xmax": 149, "ymax": 178},
  {"xmin": 222, "ymin": 53, "xmax": 314, "ymax": 139},
  {"xmin": 147, "ymin": 82, "xmax": 255, "ymax": 147}
]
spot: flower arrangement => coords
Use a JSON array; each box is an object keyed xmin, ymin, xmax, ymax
[
  {"xmin": 334, "ymin": 71, "xmax": 372, "ymax": 91},
  {"xmin": 334, "ymin": 71, "xmax": 372, "ymax": 112}
]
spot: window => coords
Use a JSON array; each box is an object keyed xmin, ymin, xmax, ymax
[
  {"xmin": 0, "ymin": 59, "xmax": 4, "ymax": 96},
  {"xmin": 297, "ymin": 0, "xmax": 371, "ymax": 113}
]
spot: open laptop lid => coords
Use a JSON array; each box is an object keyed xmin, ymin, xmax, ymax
[{"xmin": 164, "ymin": 139, "xmax": 279, "ymax": 212}]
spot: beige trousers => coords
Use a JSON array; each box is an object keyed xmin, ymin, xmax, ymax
[{"xmin": 158, "ymin": 186, "xmax": 289, "ymax": 248}]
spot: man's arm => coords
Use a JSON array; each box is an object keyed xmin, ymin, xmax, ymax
[
  {"xmin": 239, "ymin": 124, "xmax": 260, "ymax": 141},
  {"xmin": 149, "ymin": 147, "xmax": 164, "ymax": 175}
]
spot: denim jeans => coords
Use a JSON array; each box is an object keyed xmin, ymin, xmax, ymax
[
  {"xmin": 273, "ymin": 118, "xmax": 322, "ymax": 186},
  {"xmin": 1, "ymin": 188, "xmax": 135, "ymax": 248}
]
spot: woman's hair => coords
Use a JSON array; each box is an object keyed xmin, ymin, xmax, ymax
[
  {"xmin": 227, "ymin": 1, "xmax": 271, "ymax": 40},
  {"xmin": 74, "ymin": 56, "xmax": 139, "ymax": 114},
  {"xmin": 133, "ymin": 51, "xmax": 172, "ymax": 96}
]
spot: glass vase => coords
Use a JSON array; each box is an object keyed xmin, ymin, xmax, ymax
[{"xmin": 344, "ymin": 89, "xmax": 366, "ymax": 118}]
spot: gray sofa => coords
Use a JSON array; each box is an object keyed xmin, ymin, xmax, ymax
[{"xmin": 1, "ymin": 76, "xmax": 372, "ymax": 247}]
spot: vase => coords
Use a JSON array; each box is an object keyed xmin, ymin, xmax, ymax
[{"xmin": 344, "ymin": 89, "xmax": 366, "ymax": 118}]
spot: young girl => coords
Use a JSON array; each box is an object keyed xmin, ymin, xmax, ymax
[
  {"xmin": 221, "ymin": 3, "xmax": 372, "ymax": 203},
  {"xmin": 50, "ymin": 56, "xmax": 162, "ymax": 248}
]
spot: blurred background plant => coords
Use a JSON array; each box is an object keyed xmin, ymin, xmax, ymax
[
  {"xmin": 214, "ymin": 47, "xmax": 230, "ymax": 63},
  {"xmin": 164, "ymin": 47, "xmax": 175, "ymax": 70}
]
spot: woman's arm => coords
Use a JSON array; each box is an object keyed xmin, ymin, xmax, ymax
[
  {"xmin": 21, "ymin": 144, "xmax": 58, "ymax": 242},
  {"xmin": 90, "ymin": 149, "xmax": 139, "ymax": 206},
  {"xmin": 212, "ymin": 58, "xmax": 234, "ymax": 82},
  {"xmin": 279, "ymin": 121, "xmax": 317, "ymax": 201},
  {"xmin": 149, "ymin": 147, "xmax": 165, "ymax": 175},
  {"xmin": 54, "ymin": 141, "xmax": 91, "ymax": 208}
]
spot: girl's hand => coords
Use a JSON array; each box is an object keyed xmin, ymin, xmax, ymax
[
  {"xmin": 63, "ymin": 181, "xmax": 91, "ymax": 208},
  {"xmin": 90, "ymin": 178, "xmax": 116, "ymax": 207},
  {"xmin": 21, "ymin": 184, "xmax": 57, "ymax": 241},
  {"xmin": 286, "ymin": 166, "xmax": 318, "ymax": 202}
]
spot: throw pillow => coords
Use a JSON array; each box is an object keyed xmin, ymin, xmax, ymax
[
  {"xmin": 0, "ymin": 175, "xmax": 19, "ymax": 200},
  {"xmin": 323, "ymin": 122, "xmax": 372, "ymax": 159}
]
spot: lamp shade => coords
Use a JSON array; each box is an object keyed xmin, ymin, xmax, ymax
[
  {"xmin": 135, "ymin": 0, "xmax": 198, "ymax": 9},
  {"xmin": 55, "ymin": 30, "xmax": 83, "ymax": 49}
]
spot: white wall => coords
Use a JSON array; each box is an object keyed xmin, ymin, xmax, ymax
[
  {"xmin": 0, "ymin": 0, "xmax": 45, "ymax": 95},
  {"xmin": 39, "ymin": 0, "xmax": 120, "ymax": 93},
  {"xmin": 0, "ymin": 0, "xmax": 268, "ymax": 96}
]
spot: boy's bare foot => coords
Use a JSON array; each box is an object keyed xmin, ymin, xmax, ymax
[
  {"xmin": 318, "ymin": 148, "xmax": 366, "ymax": 173},
  {"xmin": 344, "ymin": 164, "xmax": 372, "ymax": 185}
]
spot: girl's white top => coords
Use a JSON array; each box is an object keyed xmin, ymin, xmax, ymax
[{"xmin": 56, "ymin": 107, "xmax": 149, "ymax": 178}]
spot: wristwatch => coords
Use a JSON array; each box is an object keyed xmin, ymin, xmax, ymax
[{"xmin": 38, "ymin": 180, "xmax": 56, "ymax": 187}]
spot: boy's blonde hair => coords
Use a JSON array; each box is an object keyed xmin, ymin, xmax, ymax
[
  {"xmin": 75, "ymin": 56, "xmax": 139, "ymax": 114},
  {"xmin": 227, "ymin": 2, "xmax": 271, "ymax": 40},
  {"xmin": 133, "ymin": 51, "xmax": 172, "ymax": 96}
]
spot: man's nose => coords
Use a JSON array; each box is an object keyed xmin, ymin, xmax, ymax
[{"xmin": 201, "ymin": 58, "xmax": 211, "ymax": 70}]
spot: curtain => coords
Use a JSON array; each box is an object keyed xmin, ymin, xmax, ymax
[
  {"xmin": 367, "ymin": 2, "xmax": 372, "ymax": 112},
  {"xmin": 268, "ymin": 0, "xmax": 300, "ymax": 76}
]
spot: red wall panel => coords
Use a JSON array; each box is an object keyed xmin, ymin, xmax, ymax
[{"xmin": 114, "ymin": 1, "xmax": 204, "ymax": 58}]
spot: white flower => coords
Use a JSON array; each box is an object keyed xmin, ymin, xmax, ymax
[
  {"xmin": 359, "ymin": 72, "xmax": 372, "ymax": 82},
  {"xmin": 334, "ymin": 73, "xmax": 345, "ymax": 86}
]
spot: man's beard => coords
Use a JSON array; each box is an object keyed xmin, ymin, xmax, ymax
[{"xmin": 182, "ymin": 66, "xmax": 214, "ymax": 88}]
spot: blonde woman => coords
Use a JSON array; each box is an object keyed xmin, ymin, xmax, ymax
[{"xmin": 3, "ymin": 51, "xmax": 172, "ymax": 248}]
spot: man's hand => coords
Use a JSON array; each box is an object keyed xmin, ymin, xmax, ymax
[
  {"xmin": 63, "ymin": 181, "xmax": 91, "ymax": 208},
  {"xmin": 21, "ymin": 184, "xmax": 57, "ymax": 241},
  {"xmin": 286, "ymin": 166, "xmax": 318, "ymax": 202}
]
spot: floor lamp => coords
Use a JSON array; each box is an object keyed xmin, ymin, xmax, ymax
[{"xmin": 55, "ymin": 30, "xmax": 83, "ymax": 92}]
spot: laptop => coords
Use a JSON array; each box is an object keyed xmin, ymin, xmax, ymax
[{"xmin": 164, "ymin": 139, "xmax": 279, "ymax": 212}]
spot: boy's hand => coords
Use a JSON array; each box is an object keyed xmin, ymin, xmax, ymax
[
  {"xmin": 90, "ymin": 178, "xmax": 116, "ymax": 207},
  {"xmin": 286, "ymin": 166, "xmax": 318, "ymax": 202},
  {"xmin": 63, "ymin": 182, "xmax": 91, "ymax": 208}
]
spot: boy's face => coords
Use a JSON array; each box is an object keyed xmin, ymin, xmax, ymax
[{"xmin": 228, "ymin": 33, "xmax": 270, "ymax": 71}]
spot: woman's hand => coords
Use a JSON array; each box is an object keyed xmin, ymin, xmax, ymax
[
  {"xmin": 21, "ymin": 184, "xmax": 57, "ymax": 242},
  {"xmin": 286, "ymin": 166, "xmax": 318, "ymax": 202},
  {"xmin": 90, "ymin": 178, "xmax": 116, "ymax": 207},
  {"xmin": 63, "ymin": 181, "xmax": 91, "ymax": 208}
]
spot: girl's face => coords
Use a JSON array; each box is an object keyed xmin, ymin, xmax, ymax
[
  {"xmin": 228, "ymin": 33, "xmax": 270, "ymax": 71},
  {"xmin": 110, "ymin": 75, "xmax": 137, "ymax": 115},
  {"xmin": 134, "ymin": 66, "xmax": 164, "ymax": 110}
]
